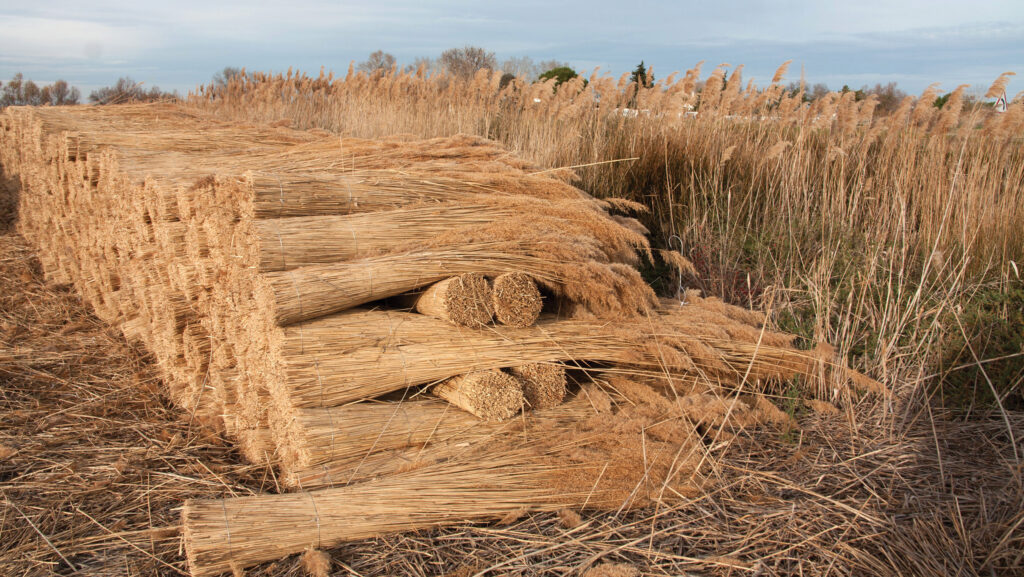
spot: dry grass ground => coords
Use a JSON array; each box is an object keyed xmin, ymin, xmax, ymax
[{"xmin": 1, "ymin": 170, "xmax": 1021, "ymax": 576}]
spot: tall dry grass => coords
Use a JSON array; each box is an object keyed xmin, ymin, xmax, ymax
[{"xmin": 187, "ymin": 64, "xmax": 1024, "ymax": 410}]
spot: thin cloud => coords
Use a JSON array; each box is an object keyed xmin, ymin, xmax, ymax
[{"xmin": 0, "ymin": 2, "xmax": 1020, "ymax": 95}]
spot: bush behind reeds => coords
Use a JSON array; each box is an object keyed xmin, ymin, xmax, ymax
[{"xmin": 187, "ymin": 65, "xmax": 1024, "ymax": 410}]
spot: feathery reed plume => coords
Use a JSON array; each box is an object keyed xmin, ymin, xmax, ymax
[
  {"xmin": 771, "ymin": 60, "xmax": 792, "ymax": 84},
  {"xmin": 985, "ymin": 72, "xmax": 1016, "ymax": 98}
]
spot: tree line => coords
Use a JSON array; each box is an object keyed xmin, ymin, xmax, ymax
[
  {"xmin": 1, "ymin": 73, "xmax": 80, "ymax": 107},
  {"xmin": 3, "ymin": 51, "xmax": 991, "ymax": 116},
  {"xmin": 1, "ymin": 73, "xmax": 177, "ymax": 108}
]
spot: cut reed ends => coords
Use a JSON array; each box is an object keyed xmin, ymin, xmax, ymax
[
  {"xmin": 432, "ymin": 370, "xmax": 525, "ymax": 421},
  {"xmin": 491, "ymin": 272, "xmax": 542, "ymax": 327},
  {"xmin": 404, "ymin": 273, "xmax": 493, "ymax": 327},
  {"xmin": 509, "ymin": 363, "xmax": 567, "ymax": 410}
]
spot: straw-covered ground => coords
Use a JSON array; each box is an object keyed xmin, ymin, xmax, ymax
[{"xmin": 1, "ymin": 171, "xmax": 1022, "ymax": 576}]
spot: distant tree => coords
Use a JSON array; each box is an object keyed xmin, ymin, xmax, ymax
[
  {"xmin": 1, "ymin": 73, "xmax": 80, "ymax": 107},
  {"xmin": 860, "ymin": 82, "xmax": 906, "ymax": 115},
  {"xmin": 357, "ymin": 50, "xmax": 397, "ymax": 74},
  {"xmin": 840, "ymin": 84, "xmax": 867, "ymax": 102},
  {"xmin": 89, "ymin": 77, "xmax": 176, "ymax": 105},
  {"xmin": 1, "ymin": 73, "xmax": 24, "ymax": 107},
  {"xmin": 538, "ymin": 66, "xmax": 578, "ymax": 87},
  {"xmin": 438, "ymin": 46, "xmax": 496, "ymax": 80},
  {"xmin": 211, "ymin": 67, "xmax": 249, "ymax": 89},
  {"xmin": 404, "ymin": 56, "xmax": 435, "ymax": 75},
  {"xmin": 498, "ymin": 72, "xmax": 517, "ymax": 90},
  {"xmin": 630, "ymin": 61, "xmax": 653, "ymax": 88},
  {"xmin": 46, "ymin": 80, "xmax": 80, "ymax": 105},
  {"xmin": 627, "ymin": 61, "xmax": 653, "ymax": 108},
  {"xmin": 500, "ymin": 56, "xmax": 534, "ymax": 80},
  {"xmin": 809, "ymin": 82, "xmax": 830, "ymax": 100},
  {"xmin": 535, "ymin": 60, "xmax": 568, "ymax": 78}
]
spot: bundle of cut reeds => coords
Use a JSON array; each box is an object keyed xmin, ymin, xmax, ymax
[
  {"xmin": 184, "ymin": 377, "xmax": 711, "ymax": 577},
  {"xmin": 280, "ymin": 388, "xmax": 600, "ymax": 487},
  {"xmin": 492, "ymin": 272, "xmax": 543, "ymax": 327},
  {"xmin": 256, "ymin": 241, "xmax": 654, "ymax": 326},
  {"xmin": 1, "ymin": 104, "xmax": 882, "ymax": 577},
  {"xmin": 431, "ymin": 369, "xmax": 525, "ymax": 421},
  {"xmin": 400, "ymin": 273, "xmax": 494, "ymax": 327}
]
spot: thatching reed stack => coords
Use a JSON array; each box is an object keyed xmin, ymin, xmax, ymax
[{"xmin": 0, "ymin": 103, "xmax": 881, "ymax": 577}]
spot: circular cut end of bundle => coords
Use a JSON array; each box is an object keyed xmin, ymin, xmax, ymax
[
  {"xmin": 416, "ymin": 273, "xmax": 494, "ymax": 327},
  {"xmin": 509, "ymin": 363, "xmax": 567, "ymax": 410},
  {"xmin": 491, "ymin": 272, "xmax": 542, "ymax": 327},
  {"xmin": 432, "ymin": 370, "xmax": 525, "ymax": 422}
]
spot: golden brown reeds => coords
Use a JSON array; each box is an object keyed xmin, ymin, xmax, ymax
[
  {"xmin": 184, "ymin": 377, "xmax": 709, "ymax": 577},
  {"xmin": 491, "ymin": 272, "xmax": 542, "ymax": 327},
  {"xmin": 401, "ymin": 273, "xmax": 494, "ymax": 327},
  {"xmin": 184, "ymin": 454, "xmax": 571, "ymax": 576},
  {"xmin": 263, "ymin": 297, "xmax": 847, "ymax": 436},
  {"xmin": 279, "ymin": 389, "xmax": 600, "ymax": 489},
  {"xmin": 431, "ymin": 369, "xmax": 525, "ymax": 421},
  {"xmin": 242, "ymin": 195, "xmax": 644, "ymax": 272},
  {"xmin": 509, "ymin": 363, "xmax": 567, "ymax": 410},
  {"xmin": 258, "ymin": 239, "xmax": 655, "ymax": 326}
]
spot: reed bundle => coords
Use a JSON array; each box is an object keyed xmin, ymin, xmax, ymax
[
  {"xmin": 281, "ymin": 399, "xmax": 484, "ymax": 470},
  {"xmin": 250, "ymin": 205, "xmax": 513, "ymax": 271},
  {"xmin": 265, "ymin": 298, "xmax": 855, "ymax": 427},
  {"xmin": 431, "ymin": 369, "xmax": 525, "ymax": 421},
  {"xmin": 267, "ymin": 309, "xmax": 658, "ymax": 411},
  {"xmin": 185, "ymin": 377, "xmax": 710, "ymax": 577},
  {"xmin": 238, "ymin": 168, "xmax": 591, "ymax": 219},
  {"xmin": 402, "ymin": 273, "xmax": 494, "ymax": 327},
  {"xmin": 491, "ymin": 272, "xmax": 543, "ymax": 327},
  {"xmin": 281, "ymin": 390, "xmax": 601, "ymax": 486},
  {"xmin": 260, "ymin": 240, "xmax": 654, "ymax": 326},
  {"xmin": 241, "ymin": 195, "xmax": 640, "ymax": 271},
  {"xmin": 184, "ymin": 455, "xmax": 570, "ymax": 576},
  {"xmin": 509, "ymin": 363, "xmax": 567, "ymax": 409}
]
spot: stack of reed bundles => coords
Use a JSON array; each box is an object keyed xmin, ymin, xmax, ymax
[{"xmin": 0, "ymin": 103, "xmax": 882, "ymax": 577}]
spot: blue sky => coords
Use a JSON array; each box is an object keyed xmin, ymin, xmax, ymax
[{"xmin": 1, "ymin": 1, "xmax": 1022, "ymax": 98}]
